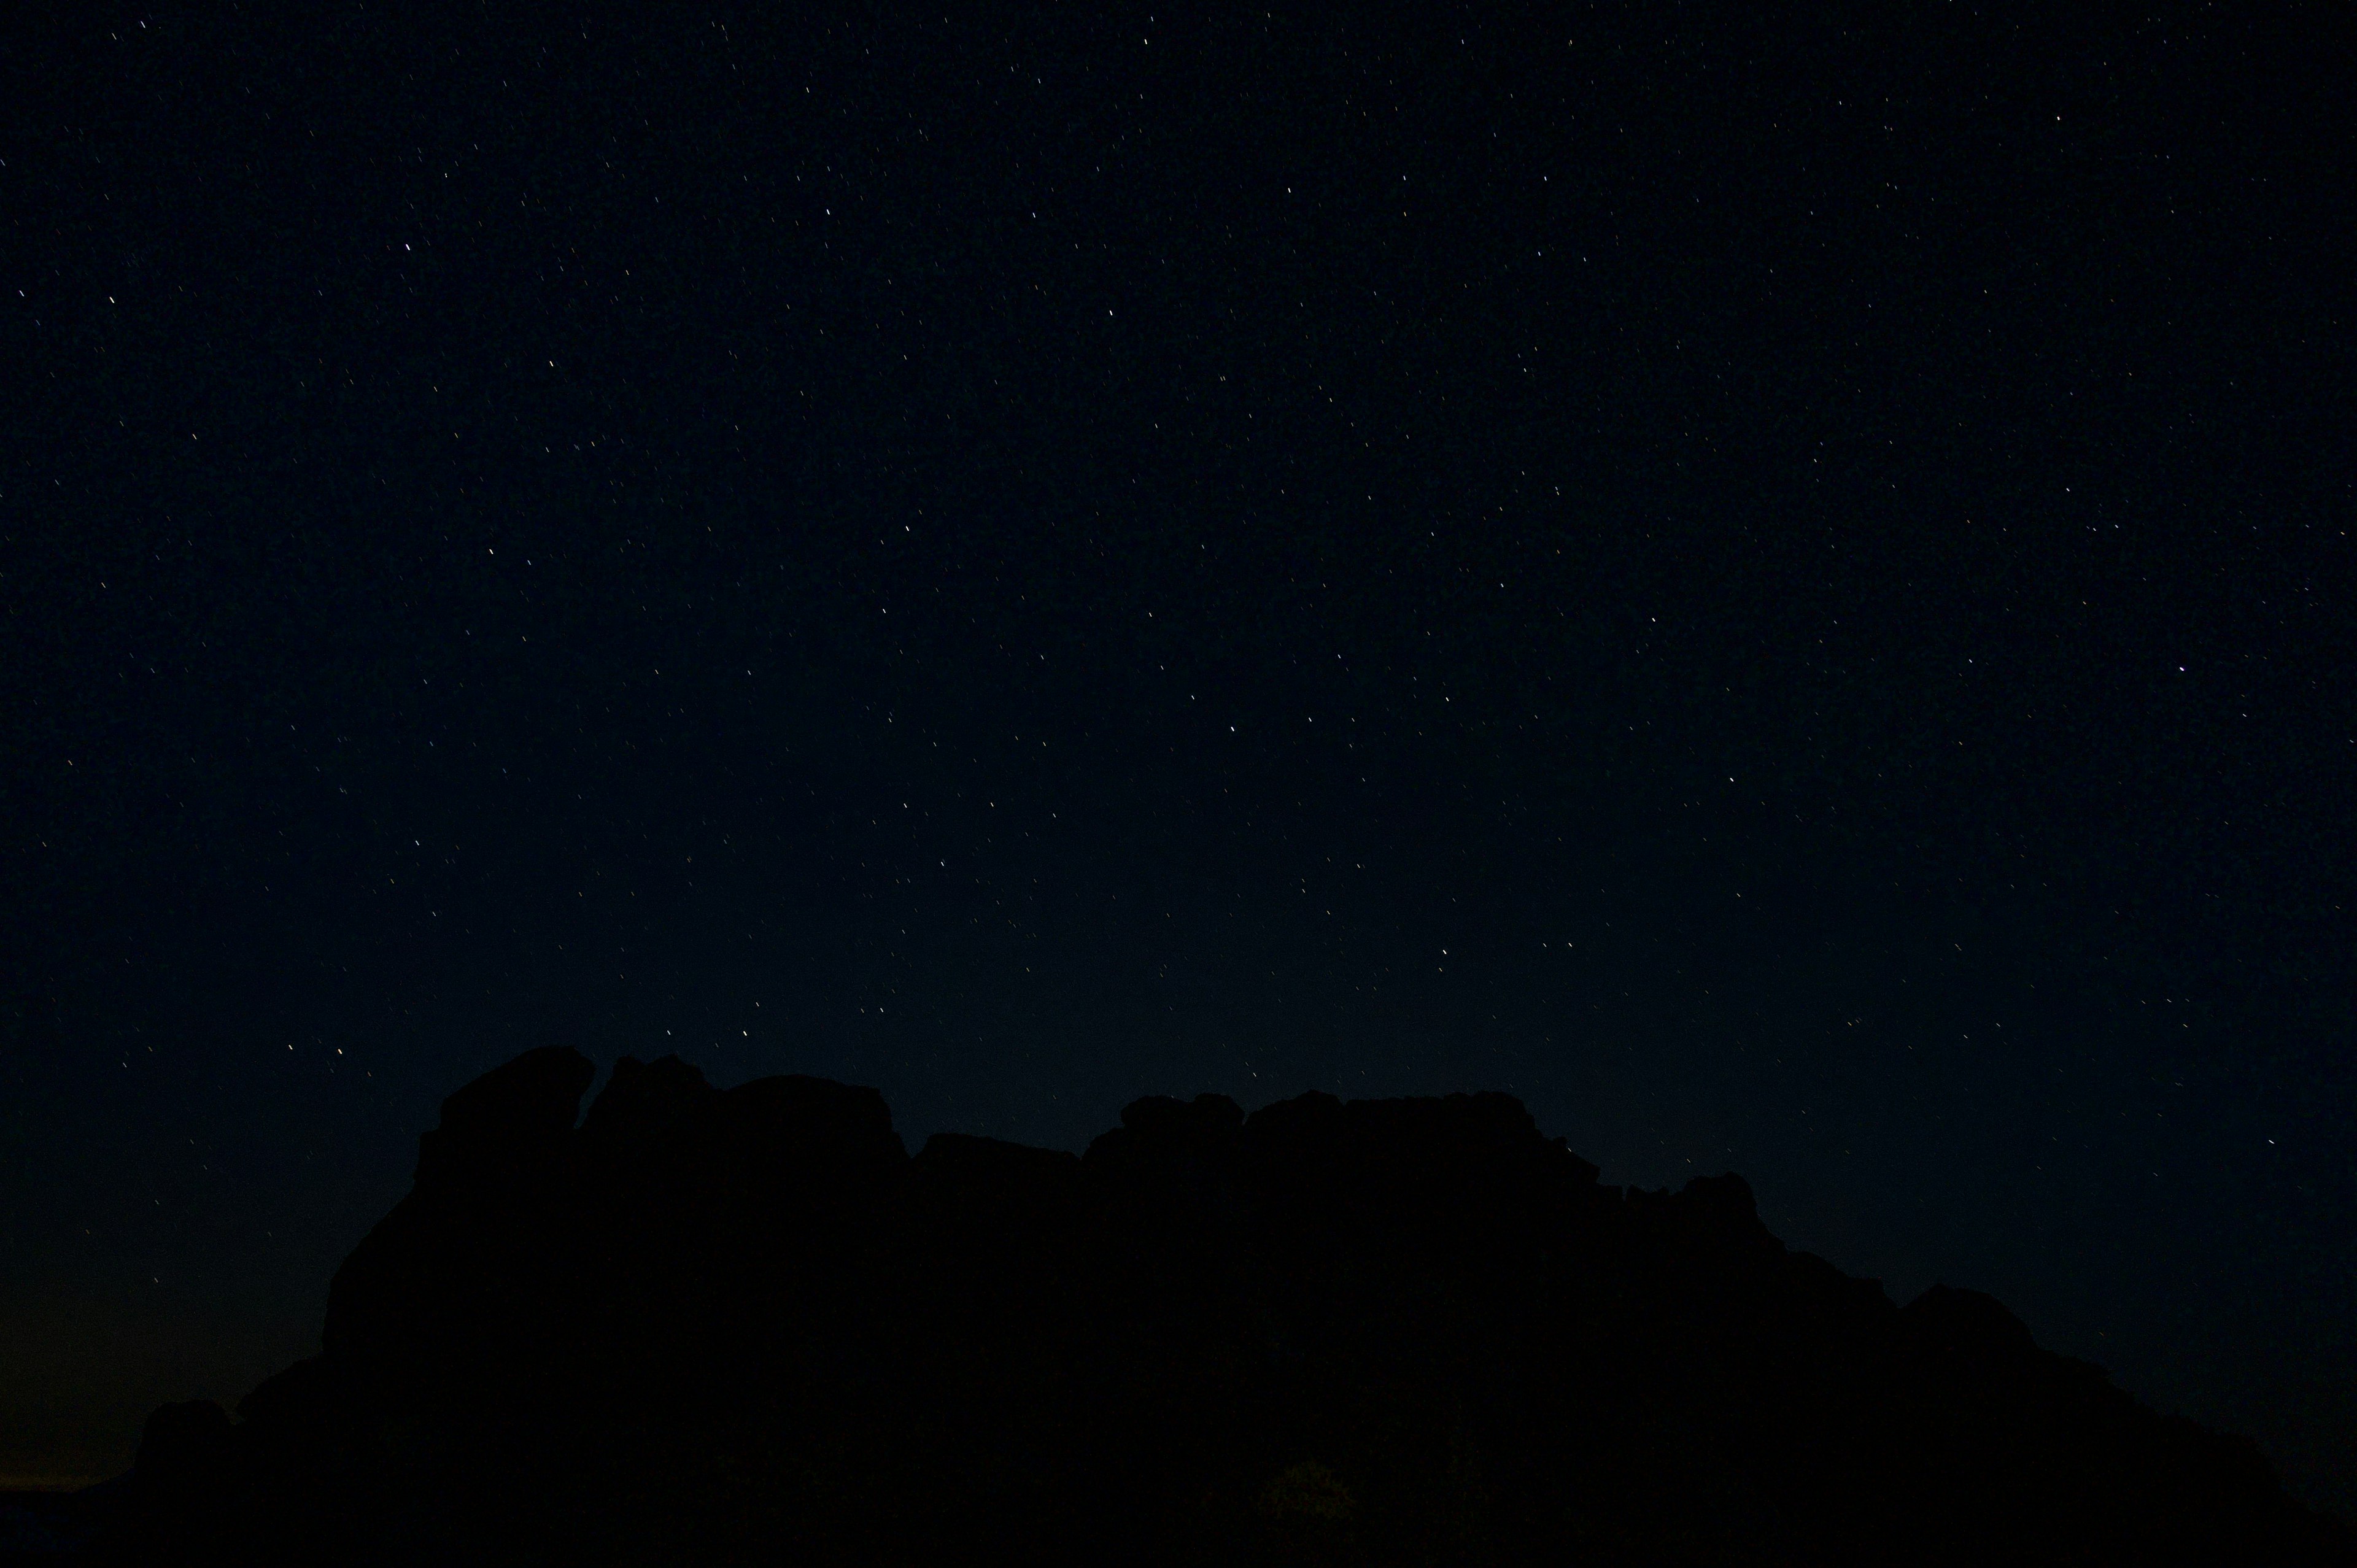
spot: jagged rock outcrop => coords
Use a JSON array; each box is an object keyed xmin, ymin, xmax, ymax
[{"xmin": 101, "ymin": 1050, "xmax": 2352, "ymax": 1566}]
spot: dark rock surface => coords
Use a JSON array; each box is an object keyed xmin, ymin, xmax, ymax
[{"xmin": 93, "ymin": 1051, "xmax": 2353, "ymax": 1565}]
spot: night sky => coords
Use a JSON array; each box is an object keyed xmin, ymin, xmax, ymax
[{"xmin": 6, "ymin": 0, "xmax": 2351, "ymax": 1514}]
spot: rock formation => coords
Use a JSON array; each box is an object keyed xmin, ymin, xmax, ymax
[{"xmin": 98, "ymin": 1049, "xmax": 2353, "ymax": 1565}]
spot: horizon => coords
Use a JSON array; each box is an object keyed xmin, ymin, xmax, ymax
[{"xmin": 2, "ymin": 1054, "xmax": 2336, "ymax": 1515}]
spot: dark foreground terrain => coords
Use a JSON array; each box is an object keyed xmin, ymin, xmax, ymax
[{"xmin": 79, "ymin": 1050, "xmax": 2353, "ymax": 1564}]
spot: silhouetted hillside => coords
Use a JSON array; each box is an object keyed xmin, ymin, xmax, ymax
[{"xmin": 89, "ymin": 1049, "xmax": 2353, "ymax": 1565}]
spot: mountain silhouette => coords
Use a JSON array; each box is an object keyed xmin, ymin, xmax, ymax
[{"xmin": 88, "ymin": 1048, "xmax": 2352, "ymax": 1565}]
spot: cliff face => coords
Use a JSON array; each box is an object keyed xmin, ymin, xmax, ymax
[{"xmin": 107, "ymin": 1049, "xmax": 2350, "ymax": 1566}]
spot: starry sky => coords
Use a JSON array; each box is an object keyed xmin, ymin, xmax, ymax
[{"xmin": 5, "ymin": 0, "xmax": 2351, "ymax": 1511}]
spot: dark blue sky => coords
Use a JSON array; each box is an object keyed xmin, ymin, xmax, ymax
[{"xmin": 5, "ymin": 0, "xmax": 2350, "ymax": 1512}]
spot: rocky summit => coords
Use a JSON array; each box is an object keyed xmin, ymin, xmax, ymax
[{"xmin": 96, "ymin": 1048, "xmax": 2351, "ymax": 1566}]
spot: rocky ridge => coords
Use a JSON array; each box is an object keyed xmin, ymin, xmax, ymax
[{"xmin": 98, "ymin": 1047, "xmax": 2353, "ymax": 1566}]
